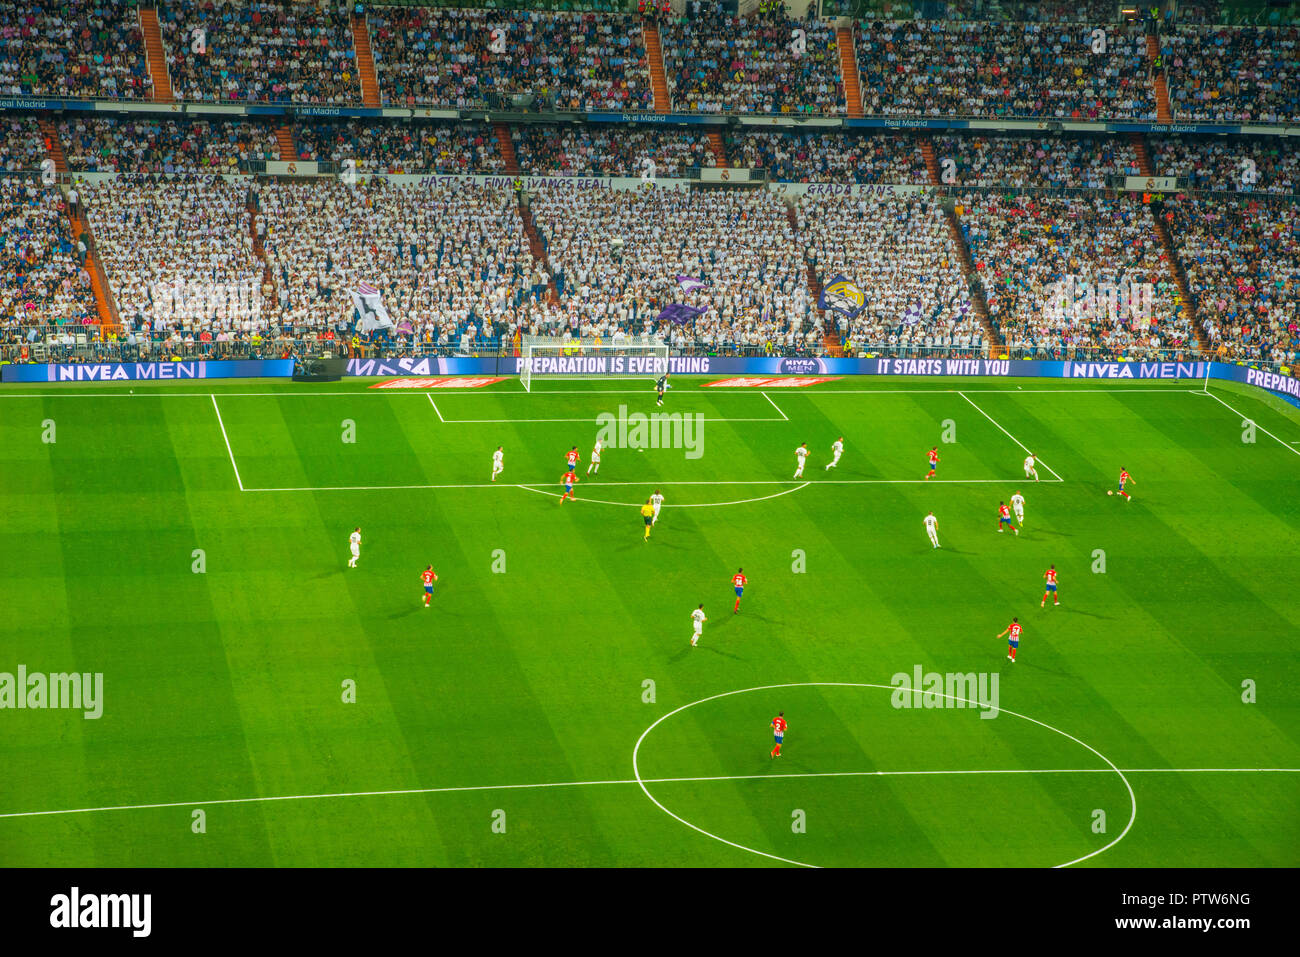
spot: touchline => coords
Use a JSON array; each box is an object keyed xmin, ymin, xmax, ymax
[{"xmin": 0, "ymin": 666, "xmax": 103, "ymax": 719}]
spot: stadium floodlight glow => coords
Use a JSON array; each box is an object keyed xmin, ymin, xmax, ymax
[{"xmin": 519, "ymin": 336, "xmax": 669, "ymax": 392}]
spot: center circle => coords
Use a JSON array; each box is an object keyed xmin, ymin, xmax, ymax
[{"xmin": 632, "ymin": 682, "xmax": 1136, "ymax": 868}]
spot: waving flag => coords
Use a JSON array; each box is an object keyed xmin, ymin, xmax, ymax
[
  {"xmin": 901, "ymin": 303, "xmax": 923, "ymax": 326},
  {"xmin": 676, "ymin": 274, "xmax": 708, "ymax": 294},
  {"xmin": 350, "ymin": 282, "xmax": 394, "ymax": 334},
  {"xmin": 658, "ymin": 303, "xmax": 706, "ymax": 325},
  {"xmin": 817, "ymin": 275, "xmax": 865, "ymax": 318}
]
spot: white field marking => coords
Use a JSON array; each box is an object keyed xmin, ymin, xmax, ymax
[
  {"xmin": 426, "ymin": 393, "xmax": 445, "ymax": 423},
  {"xmin": 0, "ymin": 387, "xmax": 1209, "ymax": 398},
  {"xmin": 240, "ymin": 478, "xmax": 1046, "ymax": 493},
  {"xmin": 434, "ymin": 416, "xmax": 786, "ymax": 424},
  {"xmin": 1199, "ymin": 388, "xmax": 1300, "ymax": 459},
  {"xmin": 210, "ymin": 394, "xmax": 244, "ymax": 492},
  {"xmin": 1, "ymin": 768, "xmax": 1290, "ymax": 823},
  {"xmin": 516, "ymin": 482, "xmax": 810, "ymax": 508},
  {"xmin": 760, "ymin": 391, "xmax": 789, "ymax": 420},
  {"xmin": 958, "ymin": 390, "xmax": 1065, "ymax": 481},
  {"xmin": 633, "ymin": 682, "xmax": 1136, "ymax": 869}
]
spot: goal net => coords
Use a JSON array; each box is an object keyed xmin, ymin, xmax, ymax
[{"xmin": 519, "ymin": 336, "xmax": 669, "ymax": 392}]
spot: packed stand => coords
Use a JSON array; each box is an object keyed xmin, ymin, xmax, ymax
[
  {"xmin": 796, "ymin": 193, "xmax": 977, "ymax": 354},
  {"xmin": 727, "ymin": 131, "xmax": 926, "ymax": 183},
  {"xmin": 368, "ymin": 7, "xmax": 650, "ymax": 112},
  {"xmin": 294, "ymin": 120, "xmax": 504, "ymax": 173},
  {"xmin": 529, "ymin": 186, "xmax": 821, "ymax": 353},
  {"xmin": 959, "ymin": 193, "xmax": 1190, "ymax": 358},
  {"xmin": 59, "ymin": 116, "xmax": 280, "ymax": 173},
  {"xmin": 1161, "ymin": 25, "xmax": 1300, "ymax": 123},
  {"xmin": 1151, "ymin": 136, "xmax": 1300, "ymax": 194},
  {"xmin": 660, "ymin": 6, "xmax": 843, "ymax": 114},
  {"xmin": 0, "ymin": 2, "xmax": 151, "ymax": 99},
  {"xmin": 80, "ymin": 175, "xmax": 265, "ymax": 350},
  {"xmin": 160, "ymin": 0, "xmax": 359, "ymax": 105},
  {"xmin": 0, "ymin": 115, "xmax": 48, "ymax": 172},
  {"xmin": 931, "ymin": 134, "xmax": 1140, "ymax": 188},
  {"xmin": 512, "ymin": 126, "xmax": 714, "ymax": 177},
  {"xmin": 258, "ymin": 179, "xmax": 547, "ymax": 351},
  {"xmin": 855, "ymin": 21, "xmax": 1154, "ymax": 119},
  {"xmin": 1172, "ymin": 195, "xmax": 1300, "ymax": 365},
  {"xmin": 1, "ymin": 178, "xmax": 97, "ymax": 340}
]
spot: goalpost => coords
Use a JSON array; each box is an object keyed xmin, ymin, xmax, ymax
[{"xmin": 519, "ymin": 336, "xmax": 670, "ymax": 392}]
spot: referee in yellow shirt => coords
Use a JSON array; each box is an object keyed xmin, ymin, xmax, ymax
[{"xmin": 641, "ymin": 500, "xmax": 656, "ymax": 541}]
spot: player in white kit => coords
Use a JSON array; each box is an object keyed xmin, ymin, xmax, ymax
[
  {"xmin": 825, "ymin": 437, "xmax": 843, "ymax": 470},
  {"xmin": 491, "ymin": 446, "xmax": 504, "ymax": 482},
  {"xmin": 348, "ymin": 527, "xmax": 361, "ymax": 567},
  {"xmin": 924, "ymin": 512, "xmax": 940, "ymax": 548},
  {"xmin": 690, "ymin": 604, "xmax": 707, "ymax": 647},
  {"xmin": 1024, "ymin": 454, "xmax": 1039, "ymax": 481},
  {"xmin": 794, "ymin": 442, "xmax": 809, "ymax": 478},
  {"xmin": 1010, "ymin": 490, "xmax": 1026, "ymax": 526},
  {"xmin": 650, "ymin": 488, "xmax": 665, "ymax": 524},
  {"xmin": 587, "ymin": 439, "xmax": 602, "ymax": 475}
]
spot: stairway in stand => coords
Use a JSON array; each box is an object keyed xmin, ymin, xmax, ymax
[
  {"xmin": 41, "ymin": 120, "xmax": 119, "ymax": 335},
  {"xmin": 835, "ymin": 26, "xmax": 863, "ymax": 118},
  {"xmin": 351, "ymin": 13, "xmax": 381, "ymax": 108},
  {"xmin": 139, "ymin": 4, "xmax": 174, "ymax": 102},
  {"xmin": 493, "ymin": 123, "xmax": 520, "ymax": 175},
  {"xmin": 1126, "ymin": 133, "xmax": 1207, "ymax": 353},
  {"xmin": 642, "ymin": 21, "xmax": 671, "ymax": 113},
  {"xmin": 275, "ymin": 126, "xmax": 298, "ymax": 161},
  {"xmin": 706, "ymin": 129, "xmax": 728, "ymax": 168},
  {"xmin": 920, "ymin": 137, "xmax": 999, "ymax": 352},
  {"xmin": 1146, "ymin": 33, "xmax": 1173, "ymax": 123},
  {"xmin": 785, "ymin": 205, "xmax": 838, "ymax": 356}
]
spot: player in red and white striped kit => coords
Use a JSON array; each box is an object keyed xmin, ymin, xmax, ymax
[{"xmin": 997, "ymin": 618, "xmax": 1022, "ymax": 661}]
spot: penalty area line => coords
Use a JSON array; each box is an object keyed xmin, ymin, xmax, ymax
[
  {"xmin": 958, "ymin": 391, "xmax": 1064, "ymax": 481},
  {"xmin": 238, "ymin": 478, "xmax": 1051, "ymax": 493},
  {"xmin": 1198, "ymin": 388, "xmax": 1300, "ymax": 459},
  {"xmin": 0, "ymin": 768, "xmax": 1291, "ymax": 821},
  {"xmin": 210, "ymin": 394, "xmax": 244, "ymax": 492}
]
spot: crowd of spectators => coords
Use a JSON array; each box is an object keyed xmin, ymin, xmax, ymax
[
  {"xmin": 0, "ymin": 2, "xmax": 151, "ymax": 99},
  {"xmin": 1161, "ymin": 25, "xmax": 1300, "ymax": 124},
  {"xmin": 80, "ymin": 174, "xmax": 264, "ymax": 348},
  {"xmin": 513, "ymin": 125, "xmax": 714, "ymax": 177},
  {"xmin": 530, "ymin": 185, "xmax": 821, "ymax": 352},
  {"xmin": 0, "ymin": 115, "xmax": 47, "ymax": 172},
  {"xmin": 1151, "ymin": 136, "xmax": 1299, "ymax": 194},
  {"xmin": 258, "ymin": 178, "xmax": 547, "ymax": 350},
  {"xmin": 369, "ymin": 7, "xmax": 650, "ymax": 112},
  {"xmin": 60, "ymin": 116, "xmax": 279, "ymax": 173},
  {"xmin": 727, "ymin": 131, "xmax": 926, "ymax": 184},
  {"xmin": 932, "ymin": 134, "xmax": 1139, "ymax": 188},
  {"xmin": 160, "ymin": 0, "xmax": 359, "ymax": 104},
  {"xmin": 294, "ymin": 120, "xmax": 505, "ymax": 173},
  {"xmin": 960, "ymin": 192, "xmax": 1192, "ymax": 358},
  {"xmin": 1, "ymin": 177, "xmax": 96, "ymax": 334},
  {"xmin": 1173, "ymin": 195, "xmax": 1300, "ymax": 366},
  {"xmin": 661, "ymin": 7, "xmax": 843, "ymax": 114},
  {"xmin": 797, "ymin": 193, "xmax": 978, "ymax": 353},
  {"xmin": 856, "ymin": 20, "xmax": 1154, "ymax": 119}
]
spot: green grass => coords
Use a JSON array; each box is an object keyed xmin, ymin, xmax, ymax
[{"xmin": 0, "ymin": 375, "xmax": 1297, "ymax": 867}]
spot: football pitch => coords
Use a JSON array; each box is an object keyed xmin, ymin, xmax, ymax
[{"xmin": 1, "ymin": 374, "xmax": 1297, "ymax": 867}]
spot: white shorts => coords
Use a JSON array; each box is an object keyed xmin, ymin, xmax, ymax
[
  {"xmin": 591, "ymin": 454, "xmax": 601, "ymax": 464},
  {"xmin": 350, "ymin": 545, "xmax": 360, "ymax": 557},
  {"xmin": 652, "ymin": 504, "xmax": 661, "ymax": 517}
]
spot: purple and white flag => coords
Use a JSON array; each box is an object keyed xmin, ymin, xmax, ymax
[
  {"xmin": 901, "ymin": 303, "xmax": 923, "ymax": 326},
  {"xmin": 676, "ymin": 274, "xmax": 708, "ymax": 294},
  {"xmin": 658, "ymin": 303, "xmax": 706, "ymax": 325}
]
